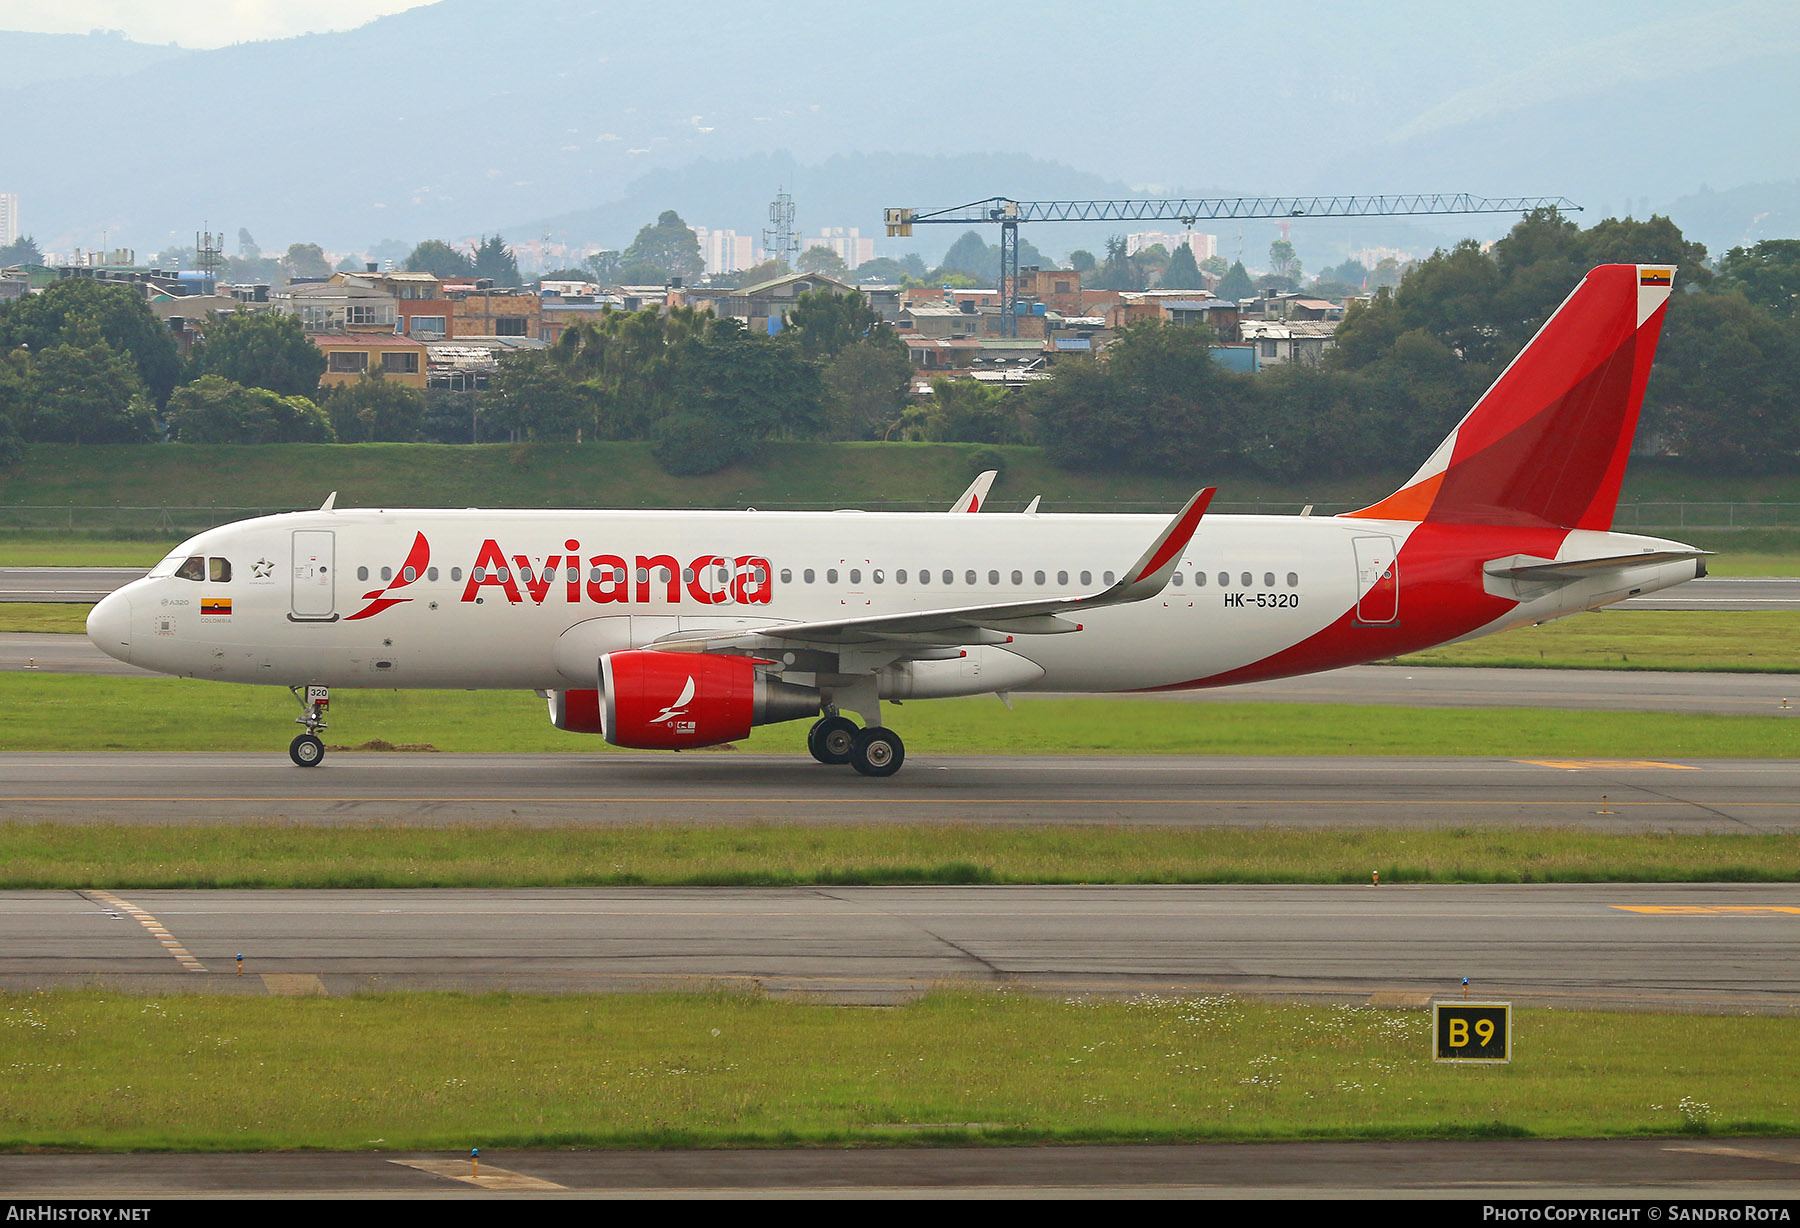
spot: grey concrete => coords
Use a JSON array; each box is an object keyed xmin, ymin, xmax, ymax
[
  {"xmin": 0, "ymin": 632, "xmax": 159, "ymax": 675},
  {"xmin": 0, "ymin": 567, "xmax": 146, "ymax": 602},
  {"xmin": 3, "ymin": 883, "xmax": 1797, "ymax": 1009},
  {"xmin": 1, "ymin": 751, "xmax": 1795, "ymax": 831},
  {"xmin": 3, "ymin": 1139, "xmax": 1799, "ymax": 1198}
]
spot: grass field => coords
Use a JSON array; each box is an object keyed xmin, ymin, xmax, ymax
[
  {"xmin": 1394, "ymin": 610, "xmax": 1800, "ymax": 672},
  {"xmin": 2, "ymin": 673, "xmax": 1796, "ymax": 757},
  {"xmin": 2, "ymin": 823, "xmax": 1794, "ymax": 889},
  {"xmin": 1, "ymin": 990, "xmax": 1791, "ymax": 1150}
]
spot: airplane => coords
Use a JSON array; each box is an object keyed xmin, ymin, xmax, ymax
[{"xmin": 87, "ymin": 264, "xmax": 1704, "ymax": 777}]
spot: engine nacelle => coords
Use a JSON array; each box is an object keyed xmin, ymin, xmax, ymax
[{"xmin": 551, "ymin": 650, "xmax": 820, "ymax": 749}]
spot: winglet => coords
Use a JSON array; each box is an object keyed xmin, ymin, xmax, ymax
[
  {"xmin": 950, "ymin": 470, "xmax": 997, "ymax": 513},
  {"xmin": 1102, "ymin": 487, "xmax": 1215, "ymax": 601},
  {"xmin": 320, "ymin": 491, "xmax": 338, "ymax": 512}
]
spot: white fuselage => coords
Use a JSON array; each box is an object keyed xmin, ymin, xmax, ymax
[{"xmin": 89, "ymin": 507, "xmax": 1703, "ymax": 697}]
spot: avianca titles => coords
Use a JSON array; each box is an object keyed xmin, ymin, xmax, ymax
[{"xmin": 88, "ymin": 265, "xmax": 1705, "ymax": 776}]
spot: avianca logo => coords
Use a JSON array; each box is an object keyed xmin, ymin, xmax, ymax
[
  {"xmin": 651, "ymin": 676, "xmax": 696, "ymax": 725},
  {"xmin": 346, "ymin": 532, "xmax": 430, "ymax": 621},
  {"xmin": 459, "ymin": 540, "xmax": 774, "ymax": 607}
]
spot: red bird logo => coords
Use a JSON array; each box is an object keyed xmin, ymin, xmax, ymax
[{"xmin": 345, "ymin": 532, "xmax": 430, "ymax": 621}]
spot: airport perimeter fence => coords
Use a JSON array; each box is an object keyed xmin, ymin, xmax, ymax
[{"xmin": 4, "ymin": 500, "xmax": 1800, "ymax": 535}]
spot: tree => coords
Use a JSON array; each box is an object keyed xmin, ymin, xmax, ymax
[
  {"xmin": 193, "ymin": 310, "xmax": 326, "ymax": 399},
  {"xmin": 0, "ymin": 235, "xmax": 43, "ymax": 266},
  {"xmin": 850, "ymin": 257, "xmax": 912, "ymax": 283},
  {"xmin": 1087, "ymin": 235, "xmax": 1145, "ymax": 291},
  {"xmin": 164, "ymin": 375, "xmax": 333, "ymax": 443},
  {"xmin": 1160, "ymin": 243, "xmax": 1205, "ymax": 290},
  {"xmin": 1215, "ymin": 260, "xmax": 1255, "ymax": 301},
  {"xmin": 1268, "ymin": 239, "xmax": 1301, "ymax": 284},
  {"xmin": 734, "ymin": 258, "xmax": 789, "ymax": 287},
  {"xmin": 487, "ymin": 351, "xmax": 589, "ymax": 442},
  {"xmin": 281, "ymin": 242, "xmax": 332, "ymax": 281},
  {"xmin": 322, "ymin": 370, "xmax": 426, "ymax": 442},
  {"xmin": 937, "ymin": 231, "xmax": 996, "ymax": 282},
  {"xmin": 405, "ymin": 239, "xmax": 476, "ymax": 279},
  {"xmin": 797, "ymin": 245, "xmax": 849, "ymax": 278},
  {"xmin": 584, "ymin": 251, "xmax": 624, "ymax": 284},
  {"xmin": 1641, "ymin": 291, "xmax": 1800, "ymax": 470},
  {"xmin": 822, "ymin": 337, "xmax": 912, "ymax": 440},
  {"xmin": 21, "ymin": 328, "xmax": 157, "ymax": 444},
  {"xmin": 621, "ymin": 210, "xmax": 704, "ymax": 283},
  {"xmin": 336, "ymin": 252, "xmax": 369, "ymax": 273},
  {"xmin": 473, "ymin": 235, "xmax": 522, "ymax": 288},
  {"xmin": 1068, "ymin": 250, "xmax": 1096, "ymax": 274},
  {"xmin": 1714, "ymin": 240, "xmax": 1800, "ymax": 319},
  {"xmin": 781, "ymin": 288, "xmax": 884, "ymax": 361},
  {"xmin": 898, "ymin": 378, "xmax": 1031, "ymax": 444},
  {"xmin": 0, "ymin": 277, "xmax": 182, "ymax": 404},
  {"xmin": 654, "ymin": 318, "xmax": 824, "ymax": 474},
  {"xmin": 1200, "ymin": 255, "xmax": 1229, "ymax": 277}
]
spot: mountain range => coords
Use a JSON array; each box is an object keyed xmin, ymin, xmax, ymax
[{"xmin": 0, "ymin": 0, "xmax": 1794, "ymax": 269}]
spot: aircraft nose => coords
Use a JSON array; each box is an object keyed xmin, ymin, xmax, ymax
[{"xmin": 87, "ymin": 590, "xmax": 133, "ymax": 664}]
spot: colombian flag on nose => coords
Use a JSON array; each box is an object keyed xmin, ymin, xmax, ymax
[
  {"xmin": 1640, "ymin": 268, "xmax": 1673, "ymax": 286},
  {"xmin": 201, "ymin": 597, "xmax": 232, "ymax": 615}
]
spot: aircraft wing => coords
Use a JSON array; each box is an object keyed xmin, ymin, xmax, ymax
[
  {"xmin": 949, "ymin": 469, "xmax": 997, "ymax": 513},
  {"xmin": 652, "ymin": 488, "xmax": 1215, "ymax": 654}
]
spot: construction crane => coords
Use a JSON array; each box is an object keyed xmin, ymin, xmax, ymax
[{"xmin": 884, "ymin": 194, "xmax": 1581, "ymax": 337}]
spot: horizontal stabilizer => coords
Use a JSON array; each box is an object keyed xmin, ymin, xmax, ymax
[{"xmin": 1485, "ymin": 549, "xmax": 1708, "ymax": 582}]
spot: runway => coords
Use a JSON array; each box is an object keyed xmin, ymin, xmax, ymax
[
  {"xmin": 4, "ymin": 1138, "xmax": 1800, "ymax": 1199},
  {"xmin": 1, "ymin": 751, "xmax": 1796, "ymax": 829},
  {"xmin": 4, "ymin": 883, "xmax": 1796, "ymax": 1009},
  {"xmin": 2, "ymin": 567, "xmax": 1796, "ymax": 608}
]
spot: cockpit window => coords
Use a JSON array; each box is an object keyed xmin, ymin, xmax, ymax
[
  {"xmin": 208, "ymin": 557, "xmax": 232, "ymax": 583},
  {"xmin": 174, "ymin": 555, "xmax": 206, "ymax": 582}
]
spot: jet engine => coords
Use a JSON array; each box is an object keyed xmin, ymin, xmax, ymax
[{"xmin": 550, "ymin": 650, "xmax": 821, "ymax": 749}]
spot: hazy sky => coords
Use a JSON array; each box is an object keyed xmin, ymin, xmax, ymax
[{"xmin": 0, "ymin": 0, "xmax": 435, "ymax": 47}]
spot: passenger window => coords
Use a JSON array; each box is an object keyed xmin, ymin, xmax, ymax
[
  {"xmin": 1218, "ymin": 572, "xmax": 1229, "ymax": 587},
  {"xmin": 917, "ymin": 570, "xmax": 928, "ymax": 585},
  {"xmin": 780, "ymin": 568, "xmax": 792, "ymax": 584},
  {"xmin": 965, "ymin": 570, "xmax": 976, "ymax": 585},
  {"xmin": 1034, "ymin": 570, "xmax": 1046, "ymax": 585},
  {"xmin": 404, "ymin": 567, "xmax": 418, "ymax": 583},
  {"xmin": 428, "ymin": 567, "xmax": 439, "ymax": 581},
  {"xmin": 174, "ymin": 555, "xmax": 205, "ymax": 582},
  {"xmin": 1241, "ymin": 572, "xmax": 1252, "ymax": 587},
  {"xmin": 717, "ymin": 566, "xmax": 729, "ymax": 583},
  {"xmin": 209, "ymin": 558, "xmax": 231, "ymax": 582},
  {"xmin": 1195, "ymin": 571, "xmax": 1207, "ymax": 587},
  {"xmin": 1057, "ymin": 570, "xmax": 1068, "ymax": 585},
  {"xmin": 804, "ymin": 569, "xmax": 815, "ymax": 584},
  {"xmin": 567, "ymin": 565, "xmax": 578, "ymax": 582},
  {"xmin": 381, "ymin": 566, "xmax": 393, "ymax": 581},
  {"xmin": 1011, "ymin": 570, "xmax": 1023, "ymax": 585},
  {"xmin": 873, "ymin": 569, "xmax": 885, "ymax": 584},
  {"xmin": 1080, "ymin": 570, "xmax": 1092, "ymax": 585},
  {"xmin": 473, "ymin": 566, "xmax": 487, "ymax": 582},
  {"xmin": 1264, "ymin": 572, "xmax": 1275, "ymax": 587},
  {"xmin": 1171, "ymin": 572, "xmax": 1183, "ymax": 586},
  {"xmin": 682, "ymin": 568, "xmax": 695, "ymax": 583},
  {"xmin": 635, "ymin": 567, "xmax": 648, "ymax": 583},
  {"xmin": 1104, "ymin": 571, "xmax": 1115, "ymax": 584},
  {"xmin": 451, "ymin": 567, "xmax": 463, "ymax": 581},
  {"xmin": 988, "ymin": 570, "xmax": 1000, "ymax": 585},
  {"xmin": 896, "ymin": 570, "xmax": 907, "ymax": 584},
  {"xmin": 849, "ymin": 569, "xmax": 862, "ymax": 584},
  {"xmin": 827, "ymin": 568, "xmax": 839, "ymax": 584},
  {"xmin": 1287, "ymin": 572, "xmax": 1298, "ymax": 587},
  {"xmin": 357, "ymin": 566, "xmax": 369, "ymax": 582}
]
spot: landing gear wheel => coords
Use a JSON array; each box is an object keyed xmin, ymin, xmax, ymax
[
  {"xmin": 808, "ymin": 715, "xmax": 858, "ymax": 765},
  {"xmin": 289, "ymin": 733, "xmax": 325, "ymax": 768},
  {"xmin": 850, "ymin": 727, "xmax": 905, "ymax": 778}
]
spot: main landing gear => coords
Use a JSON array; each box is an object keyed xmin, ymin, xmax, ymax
[
  {"xmin": 288, "ymin": 684, "xmax": 330, "ymax": 768},
  {"xmin": 806, "ymin": 713, "xmax": 905, "ymax": 777}
]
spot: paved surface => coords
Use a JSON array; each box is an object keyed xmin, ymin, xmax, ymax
[
  {"xmin": 0, "ymin": 567, "xmax": 146, "ymax": 602},
  {"xmin": 1, "ymin": 752, "xmax": 1794, "ymax": 830},
  {"xmin": 7, "ymin": 629, "xmax": 1800, "ymax": 717},
  {"xmin": 4, "ymin": 883, "xmax": 1797, "ymax": 1008},
  {"xmin": 4, "ymin": 1139, "xmax": 1799, "ymax": 1198}
]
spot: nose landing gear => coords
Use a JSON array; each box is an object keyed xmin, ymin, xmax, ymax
[{"xmin": 288, "ymin": 684, "xmax": 330, "ymax": 768}]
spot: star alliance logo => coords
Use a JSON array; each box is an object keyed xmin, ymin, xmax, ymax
[{"xmin": 251, "ymin": 558, "xmax": 274, "ymax": 579}]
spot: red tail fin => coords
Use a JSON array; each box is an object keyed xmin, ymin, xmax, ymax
[{"xmin": 1347, "ymin": 264, "xmax": 1674, "ymax": 530}]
